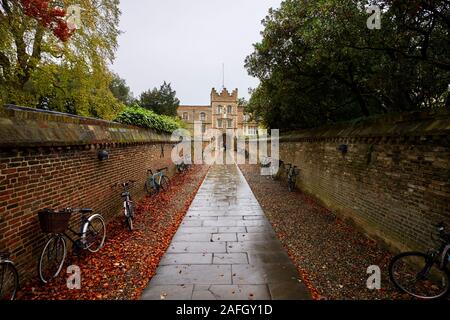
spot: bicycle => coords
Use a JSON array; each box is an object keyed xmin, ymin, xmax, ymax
[
  {"xmin": 176, "ymin": 155, "xmax": 192, "ymax": 173},
  {"xmin": 0, "ymin": 251, "xmax": 19, "ymax": 300},
  {"xmin": 270, "ymin": 160, "xmax": 285, "ymax": 181},
  {"xmin": 144, "ymin": 167, "xmax": 170, "ymax": 196},
  {"xmin": 113, "ymin": 181, "xmax": 136, "ymax": 231},
  {"xmin": 260, "ymin": 156, "xmax": 272, "ymax": 168},
  {"xmin": 184, "ymin": 155, "xmax": 192, "ymax": 171},
  {"xmin": 176, "ymin": 161, "xmax": 187, "ymax": 173},
  {"xmin": 389, "ymin": 222, "xmax": 450, "ymax": 300},
  {"xmin": 38, "ymin": 208, "xmax": 106, "ymax": 284},
  {"xmin": 285, "ymin": 163, "xmax": 300, "ymax": 192}
]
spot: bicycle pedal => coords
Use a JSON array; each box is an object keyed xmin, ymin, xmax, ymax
[
  {"xmin": 73, "ymin": 244, "xmax": 82, "ymax": 255},
  {"xmin": 74, "ymin": 239, "xmax": 87, "ymax": 251}
]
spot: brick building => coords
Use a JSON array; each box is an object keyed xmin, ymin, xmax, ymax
[{"xmin": 177, "ymin": 88, "xmax": 260, "ymax": 139}]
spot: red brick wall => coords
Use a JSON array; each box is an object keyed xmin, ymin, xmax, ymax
[
  {"xmin": 0, "ymin": 106, "xmax": 176, "ymax": 283},
  {"xmin": 277, "ymin": 113, "xmax": 449, "ymax": 253}
]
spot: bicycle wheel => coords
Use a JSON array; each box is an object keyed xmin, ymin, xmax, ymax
[
  {"xmin": 0, "ymin": 262, "xmax": 19, "ymax": 300},
  {"xmin": 126, "ymin": 202, "xmax": 134, "ymax": 231},
  {"xmin": 288, "ymin": 178, "xmax": 296, "ymax": 192},
  {"xmin": 160, "ymin": 176, "xmax": 170, "ymax": 191},
  {"xmin": 389, "ymin": 251, "xmax": 450, "ymax": 299},
  {"xmin": 145, "ymin": 180, "xmax": 158, "ymax": 196},
  {"xmin": 271, "ymin": 167, "xmax": 279, "ymax": 181},
  {"xmin": 126, "ymin": 216, "xmax": 133, "ymax": 231},
  {"xmin": 38, "ymin": 235, "xmax": 66, "ymax": 284},
  {"xmin": 83, "ymin": 214, "xmax": 106, "ymax": 253}
]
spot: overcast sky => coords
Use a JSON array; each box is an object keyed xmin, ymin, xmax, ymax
[{"xmin": 111, "ymin": 0, "xmax": 282, "ymax": 105}]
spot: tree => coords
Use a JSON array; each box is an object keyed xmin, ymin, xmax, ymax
[
  {"xmin": 0, "ymin": 0, "xmax": 74, "ymax": 92},
  {"xmin": 110, "ymin": 73, "xmax": 134, "ymax": 105},
  {"xmin": 20, "ymin": 0, "xmax": 74, "ymax": 41},
  {"xmin": 30, "ymin": 62, "xmax": 124, "ymax": 119},
  {"xmin": 238, "ymin": 97, "xmax": 248, "ymax": 107},
  {"xmin": 0, "ymin": 0, "xmax": 123, "ymax": 120},
  {"xmin": 245, "ymin": 0, "xmax": 450, "ymax": 130},
  {"xmin": 139, "ymin": 82, "xmax": 180, "ymax": 116}
]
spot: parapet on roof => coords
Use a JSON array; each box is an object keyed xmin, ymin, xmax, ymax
[{"xmin": 211, "ymin": 87, "xmax": 238, "ymax": 102}]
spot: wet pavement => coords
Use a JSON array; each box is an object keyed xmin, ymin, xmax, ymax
[{"xmin": 141, "ymin": 164, "xmax": 311, "ymax": 300}]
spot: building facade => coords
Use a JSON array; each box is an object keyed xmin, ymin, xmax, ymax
[{"xmin": 177, "ymin": 88, "xmax": 260, "ymax": 138}]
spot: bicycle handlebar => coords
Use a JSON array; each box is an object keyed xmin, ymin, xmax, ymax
[
  {"xmin": 436, "ymin": 222, "xmax": 450, "ymax": 243},
  {"xmin": 112, "ymin": 180, "xmax": 136, "ymax": 189},
  {"xmin": 148, "ymin": 167, "xmax": 168, "ymax": 174},
  {"xmin": 436, "ymin": 222, "xmax": 446, "ymax": 233}
]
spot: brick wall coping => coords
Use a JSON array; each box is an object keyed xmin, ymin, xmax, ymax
[
  {"xmin": 279, "ymin": 112, "xmax": 450, "ymax": 142},
  {"xmin": 0, "ymin": 105, "xmax": 173, "ymax": 148}
]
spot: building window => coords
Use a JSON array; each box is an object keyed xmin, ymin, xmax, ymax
[
  {"xmin": 248, "ymin": 127, "xmax": 257, "ymax": 135},
  {"xmin": 217, "ymin": 119, "xmax": 223, "ymax": 128},
  {"xmin": 200, "ymin": 112, "xmax": 206, "ymax": 121},
  {"xmin": 183, "ymin": 112, "xmax": 189, "ymax": 121},
  {"xmin": 227, "ymin": 119, "xmax": 233, "ymax": 128},
  {"xmin": 217, "ymin": 105, "xmax": 223, "ymax": 114},
  {"xmin": 244, "ymin": 114, "xmax": 249, "ymax": 122},
  {"xmin": 227, "ymin": 105, "xmax": 233, "ymax": 114}
]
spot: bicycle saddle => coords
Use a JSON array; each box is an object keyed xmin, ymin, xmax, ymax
[
  {"xmin": 122, "ymin": 180, "xmax": 136, "ymax": 187},
  {"xmin": 157, "ymin": 167, "xmax": 168, "ymax": 172},
  {"xmin": 79, "ymin": 208, "xmax": 93, "ymax": 214},
  {"xmin": 0, "ymin": 251, "xmax": 10, "ymax": 259}
]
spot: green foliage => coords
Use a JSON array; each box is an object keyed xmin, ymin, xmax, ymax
[
  {"xmin": 0, "ymin": 0, "xmax": 123, "ymax": 120},
  {"xmin": 17, "ymin": 61, "xmax": 124, "ymax": 120},
  {"xmin": 238, "ymin": 97, "xmax": 248, "ymax": 107},
  {"xmin": 115, "ymin": 104, "xmax": 182, "ymax": 133},
  {"xmin": 246, "ymin": 0, "xmax": 450, "ymax": 130},
  {"xmin": 139, "ymin": 82, "xmax": 180, "ymax": 116},
  {"xmin": 110, "ymin": 73, "xmax": 134, "ymax": 105}
]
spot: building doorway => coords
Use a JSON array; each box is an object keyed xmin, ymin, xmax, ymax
[{"xmin": 222, "ymin": 133, "xmax": 227, "ymax": 150}]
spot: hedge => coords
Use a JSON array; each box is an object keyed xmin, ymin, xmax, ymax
[{"xmin": 115, "ymin": 105, "xmax": 182, "ymax": 133}]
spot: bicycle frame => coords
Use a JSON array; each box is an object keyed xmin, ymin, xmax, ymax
[
  {"xmin": 287, "ymin": 165, "xmax": 298, "ymax": 176},
  {"xmin": 439, "ymin": 243, "xmax": 450, "ymax": 270},
  {"xmin": 60, "ymin": 214, "xmax": 95, "ymax": 250},
  {"xmin": 431, "ymin": 225, "xmax": 450, "ymax": 270},
  {"xmin": 122, "ymin": 193, "xmax": 132, "ymax": 217},
  {"xmin": 120, "ymin": 186, "xmax": 131, "ymax": 201},
  {"xmin": 421, "ymin": 237, "xmax": 450, "ymax": 274},
  {"xmin": 147, "ymin": 169, "xmax": 166, "ymax": 189},
  {"xmin": 152, "ymin": 172, "xmax": 164, "ymax": 187}
]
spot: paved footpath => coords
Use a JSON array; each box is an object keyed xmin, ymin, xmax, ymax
[{"xmin": 141, "ymin": 164, "xmax": 311, "ymax": 300}]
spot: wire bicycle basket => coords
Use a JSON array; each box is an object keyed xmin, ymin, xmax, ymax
[{"xmin": 38, "ymin": 209, "xmax": 72, "ymax": 234}]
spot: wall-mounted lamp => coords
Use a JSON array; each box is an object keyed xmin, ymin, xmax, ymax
[
  {"xmin": 98, "ymin": 150, "xmax": 109, "ymax": 161},
  {"xmin": 337, "ymin": 144, "xmax": 348, "ymax": 155}
]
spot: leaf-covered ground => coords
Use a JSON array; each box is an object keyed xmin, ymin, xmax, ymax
[
  {"xmin": 17, "ymin": 165, "xmax": 209, "ymax": 300},
  {"xmin": 239, "ymin": 164, "xmax": 415, "ymax": 300}
]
